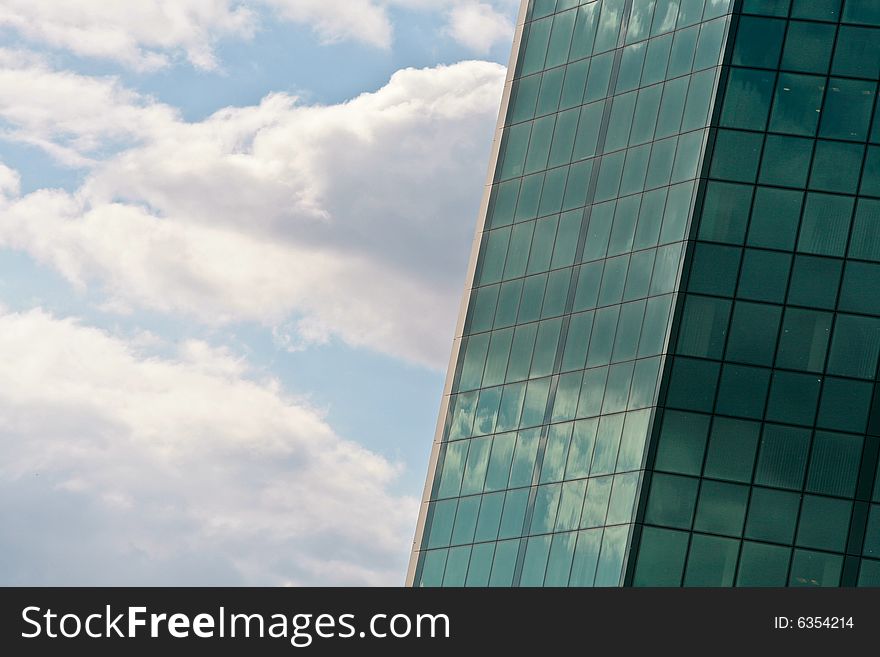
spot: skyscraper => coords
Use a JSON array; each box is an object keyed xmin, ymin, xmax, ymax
[{"xmin": 408, "ymin": 0, "xmax": 880, "ymax": 587}]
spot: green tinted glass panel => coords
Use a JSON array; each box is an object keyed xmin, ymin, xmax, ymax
[
  {"xmin": 715, "ymin": 364, "xmax": 769, "ymax": 419},
  {"xmin": 787, "ymin": 256, "xmax": 842, "ymax": 310},
  {"xmin": 781, "ymin": 21, "xmax": 834, "ymax": 74},
  {"xmin": 828, "ymin": 314, "xmax": 880, "ymax": 379},
  {"xmin": 759, "ymin": 134, "xmax": 813, "ymax": 188},
  {"xmin": 726, "ymin": 302, "xmax": 781, "ymax": 366},
  {"xmin": 703, "ymin": 418, "xmax": 760, "ymax": 483},
  {"xmin": 809, "ymin": 141, "xmax": 864, "ymax": 194},
  {"xmin": 789, "ymin": 550, "xmax": 842, "ymax": 587},
  {"xmin": 698, "ymin": 181, "xmax": 752, "ymax": 244},
  {"xmin": 755, "ymin": 424, "xmax": 810, "ymax": 490},
  {"xmin": 796, "ymin": 496, "xmax": 851, "ymax": 553},
  {"xmin": 850, "ymin": 200, "xmax": 880, "ymax": 261},
  {"xmin": 798, "ymin": 194, "xmax": 854, "ymax": 256},
  {"xmin": 769, "ymin": 73, "xmax": 825, "ymax": 136},
  {"xmin": 520, "ymin": 17, "xmax": 552, "ymax": 76},
  {"xmin": 766, "ymin": 371, "xmax": 821, "ymax": 426},
  {"xmin": 645, "ymin": 473, "xmax": 698, "ymax": 529},
  {"xmin": 710, "ymin": 130, "xmax": 762, "ymax": 183},
  {"xmin": 737, "ymin": 249, "xmax": 791, "ymax": 303},
  {"xmin": 633, "ymin": 526, "xmax": 688, "ymax": 586},
  {"xmin": 776, "ymin": 308, "xmax": 832, "ymax": 373},
  {"xmin": 840, "ymin": 262, "xmax": 880, "ymax": 316},
  {"xmin": 792, "ymin": 0, "xmax": 841, "ymax": 21},
  {"xmin": 720, "ymin": 68, "xmax": 774, "ymax": 131},
  {"xmin": 737, "ymin": 542, "xmax": 790, "ymax": 586},
  {"xmin": 817, "ymin": 378, "xmax": 872, "ymax": 434},
  {"xmin": 748, "ymin": 187, "xmax": 803, "ymax": 251},
  {"xmin": 643, "ymin": 34, "xmax": 673, "ymax": 85},
  {"xmin": 627, "ymin": 0, "xmax": 657, "ymax": 43},
  {"xmin": 833, "ymin": 26, "xmax": 880, "ymax": 79},
  {"xmin": 821, "ymin": 79, "xmax": 876, "ymax": 142},
  {"xmin": 745, "ymin": 488, "xmax": 799, "ymax": 544},
  {"xmin": 694, "ymin": 481, "xmax": 748, "ymax": 536},
  {"xmin": 684, "ymin": 534, "xmax": 739, "ymax": 586},
  {"xmin": 742, "ymin": 0, "xmax": 790, "ymax": 17},
  {"xmin": 676, "ymin": 295, "xmax": 730, "ymax": 359},
  {"xmin": 842, "ymin": 0, "xmax": 880, "ymax": 24},
  {"xmin": 667, "ymin": 26, "xmax": 699, "ymax": 77},
  {"xmin": 535, "ymin": 69, "xmax": 564, "ymax": 117},
  {"xmin": 665, "ymin": 358, "xmax": 720, "ymax": 412},
  {"xmin": 806, "ymin": 431, "xmax": 862, "ymax": 498},
  {"xmin": 688, "ymin": 243, "xmax": 741, "ymax": 296},
  {"xmin": 732, "ymin": 17, "xmax": 784, "ymax": 68},
  {"xmin": 594, "ymin": 0, "xmax": 626, "ymax": 53},
  {"xmin": 655, "ymin": 411, "xmax": 710, "ymax": 476}
]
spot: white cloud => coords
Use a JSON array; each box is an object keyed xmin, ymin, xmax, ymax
[
  {"xmin": 0, "ymin": 307, "xmax": 417, "ymax": 585},
  {"xmin": 446, "ymin": 2, "xmax": 515, "ymax": 54},
  {"xmin": 267, "ymin": 0, "xmax": 511, "ymax": 52},
  {"xmin": 0, "ymin": 1, "xmax": 518, "ymax": 69},
  {"xmin": 263, "ymin": 0, "xmax": 393, "ymax": 48},
  {"xmin": 0, "ymin": 0, "xmax": 256, "ymax": 71},
  {"xmin": 0, "ymin": 58, "xmax": 506, "ymax": 368},
  {"xmin": 0, "ymin": 49, "xmax": 177, "ymax": 166},
  {"xmin": 0, "ymin": 161, "xmax": 20, "ymax": 201}
]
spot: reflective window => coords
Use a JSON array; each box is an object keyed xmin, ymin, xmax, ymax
[
  {"xmin": 833, "ymin": 26, "xmax": 880, "ymax": 79},
  {"xmin": 769, "ymin": 73, "xmax": 825, "ymax": 136},
  {"xmin": 820, "ymin": 79, "xmax": 876, "ymax": 141},
  {"xmin": 748, "ymin": 187, "xmax": 803, "ymax": 250},
  {"xmin": 755, "ymin": 424, "xmax": 810, "ymax": 490},
  {"xmin": 737, "ymin": 542, "xmax": 790, "ymax": 586},
  {"xmin": 645, "ymin": 473, "xmax": 699, "ymax": 529},
  {"xmin": 720, "ymin": 68, "xmax": 775, "ymax": 131},
  {"xmin": 746, "ymin": 488, "xmax": 799, "ymax": 544},
  {"xmin": 781, "ymin": 21, "xmax": 834, "ymax": 74},
  {"xmin": 684, "ymin": 534, "xmax": 739, "ymax": 586},
  {"xmin": 732, "ymin": 16, "xmax": 784, "ymax": 68},
  {"xmin": 789, "ymin": 550, "xmax": 842, "ymax": 587},
  {"xmin": 694, "ymin": 481, "xmax": 749, "ymax": 536},
  {"xmin": 417, "ymin": 0, "xmax": 880, "ymax": 588},
  {"xmin": 759, "ymin": 134, "xmax": 813, "ymax": 188},
  {"xmin": 726, "ymin": 302, "xmax": 782, "ymax": 366}
]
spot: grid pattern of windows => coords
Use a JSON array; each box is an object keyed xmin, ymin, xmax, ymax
[
  {"xmin": 631, "ymin": 0, "xmax": 880, "ymax": 588},
  {"xmin": 414, "ymin": 0, "xmax": 736, "ymax": 587}
]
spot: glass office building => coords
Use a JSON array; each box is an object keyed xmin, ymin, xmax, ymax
[{"xmin": 408, "ymin": 0, "xmax": 880, "ymax": 587}]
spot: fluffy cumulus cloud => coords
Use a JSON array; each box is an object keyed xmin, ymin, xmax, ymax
[
  {"xmin": 0, "ymin": 0, "xmax": 515, "ymax": 587},
  {"xmin": 446, "ymin": 2, "xmax": 516, "ymax": 54},
  {"xmin": 0, "ymin": 307, "xmax": 417, "ymax": 585},
  {"xmin": 0, "ymin": 161, "xmax": 20, "ymax": 200},
  {"xmin": 0, "ymin": 56, "xmax": 506, "ymax": 367},
  {"xmin": 0, "ymin": 1, "xmax": 517, "ymax": 68}
]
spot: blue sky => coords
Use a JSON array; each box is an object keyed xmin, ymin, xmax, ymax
[{"xmin": 0, "ymin": 0, "xmax": 518, "ymax": 585}]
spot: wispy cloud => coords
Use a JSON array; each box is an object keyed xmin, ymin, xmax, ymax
[
  {"xmin": 0, "ymin": 49, "xmax": 178, "ymax": 166},
  {"xmin": 0, "ymin": 0, "xmax": 256, "ymax": 71},
  {"xmin": 0, "ymin": 1, "xmax": 518, "ymax": 70},
  {"xmin": 263, "ymin": 0, "xmax": 394, "ymax": 48}
]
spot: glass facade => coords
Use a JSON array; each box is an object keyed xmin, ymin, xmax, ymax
[
  {"xmin": 410, "ymin": 0, "xmax": 880, "ymax": 587},
  {"xmin": 631, "ymin": 0, "xmax": 880, "ymax": 588}
]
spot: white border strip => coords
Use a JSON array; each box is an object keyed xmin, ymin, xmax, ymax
[{"xmin": 405, "ymin": 0, "xmax": 531, "ymax": 586}]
